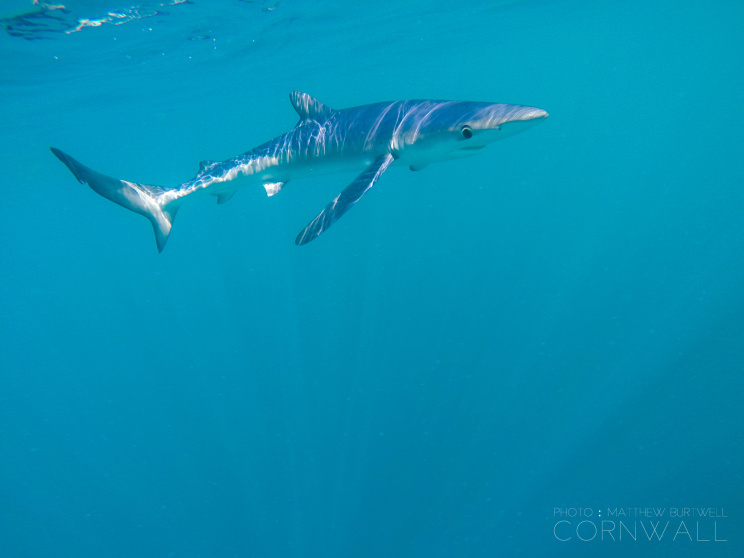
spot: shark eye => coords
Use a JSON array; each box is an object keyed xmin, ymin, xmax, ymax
[{"xmin": 460, "ymin": 125, "xmax": 473, "ymax": 139}]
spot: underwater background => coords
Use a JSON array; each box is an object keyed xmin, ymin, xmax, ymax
[{"xmin": 1, "ymin": 1, "xmax": 742, "ymax": 556}]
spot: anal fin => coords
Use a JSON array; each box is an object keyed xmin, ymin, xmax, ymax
[{"xmin": 217, "ymin": 191, "xmax": 236, "ymax": 204}]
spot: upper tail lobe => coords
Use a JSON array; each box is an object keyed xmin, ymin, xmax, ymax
[{"xmin": 50, "ymin": 148, "xmax": 180, "ymax": 252}]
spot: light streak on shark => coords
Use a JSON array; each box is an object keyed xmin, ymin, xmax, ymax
[{"xmin": 51, "ymin": 92, "xmax": 548, "ymax": 251}]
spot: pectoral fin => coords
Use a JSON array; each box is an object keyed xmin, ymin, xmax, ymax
[{"xmin": 295, "ymin": 152, "xmax": 395, "ymax": 245}]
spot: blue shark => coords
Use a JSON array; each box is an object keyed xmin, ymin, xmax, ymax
[{"xmin": 51, "ymin": 92, "xmax": 548, "ymax": 251}]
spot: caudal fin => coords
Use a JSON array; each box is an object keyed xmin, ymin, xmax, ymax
[{"xmin": 50, "ymin": 148, "xmax": 180, "ymax": 252}]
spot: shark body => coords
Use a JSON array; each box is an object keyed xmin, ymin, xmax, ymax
[{"xmin": 51, "ymin": 92, "xmax": 548, "ymax": 251}]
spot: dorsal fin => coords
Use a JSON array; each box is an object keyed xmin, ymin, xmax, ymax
[{"xmin": 289, "ymin": 92, "xmax": 333, "ymax": 123}]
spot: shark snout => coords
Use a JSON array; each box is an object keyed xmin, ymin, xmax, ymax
[
  {"xmin": 513, "ymin": 106, "xmax": 549, "ymax": 121},
  {"xmin": 492, "ymin": 106, "xmax": 548, "ymax": 139}
]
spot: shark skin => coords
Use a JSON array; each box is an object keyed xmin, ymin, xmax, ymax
[{"xmin": 51, "ymin": 92, "xmax": 548, "ymax": 252}]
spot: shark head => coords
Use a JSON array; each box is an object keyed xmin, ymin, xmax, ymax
[{"xmin": 392, "ymin": 100, "xmax": 548, "ymax": 170}]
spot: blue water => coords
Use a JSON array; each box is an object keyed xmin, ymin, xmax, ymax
[{"xmin": 1, "ymin": 1, "xmax": 742, "ymax": 556}]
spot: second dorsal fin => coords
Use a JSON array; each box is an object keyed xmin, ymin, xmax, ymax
[
  {"xmin": 289, "ymin": 92, "xmax": 333, "ymax": 123},
  {"xmin": 199, "ymin": 160, "xmax": 217, "ymax": 174}
]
